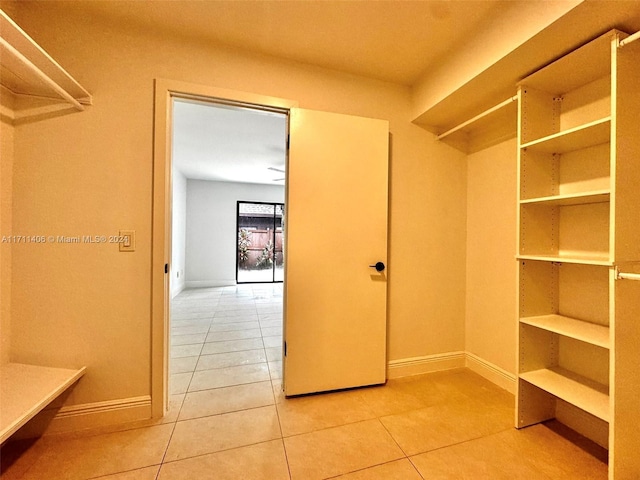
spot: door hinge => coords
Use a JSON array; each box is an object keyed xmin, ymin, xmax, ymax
[
  {"xmin": 286, "ymin": 134, "xmax": 290, "ymax": 150},
  {"xmin": 284, "ymin": 341, "xmax": 287, "ymax": 357},
  {"xmin": 164, "ymin": 263, "xmax": 169, "ymax": 274}
]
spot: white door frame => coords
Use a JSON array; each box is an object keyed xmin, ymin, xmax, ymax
[{"xmin": 151, "ymin": 78, "xmax": 297, "ymax": 417}]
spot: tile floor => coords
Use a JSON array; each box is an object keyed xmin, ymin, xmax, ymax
[{"xmin": 1, "ymin": 284, "xmax": 608, "ymax": 479}]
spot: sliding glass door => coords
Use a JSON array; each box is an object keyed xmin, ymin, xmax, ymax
[{"xmin": 236, "ymin": 201, "xmax": 284, "ymax": 283}]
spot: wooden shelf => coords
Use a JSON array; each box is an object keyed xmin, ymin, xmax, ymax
[
  {"xmin": 520, "ymin": 117, "xmax": 610, "ymax": 154},
  {"xmin": 520, "ymin": 314, "xmax": 609, "ymax": 349},
  {"xmin": 520, "ymin": 190, "xmax": 610, "ymax": 206},
  {"xmin": 0, "ymin": 10, "xmax": 91, "ymax": 110},
  {"xmin": 0, "ymin": 363, "xmax": 86, "ymax": 444},
  {"xmin": 520, "ymin": 367, "xmax": 609, "ymax": 422},
  {"xmin": 516, "ymin": 253, "xmax": 612, "ymax": 266},
  {"xmin": 518, "ymin": 31, "xmax": 617, "ymax": 95}
]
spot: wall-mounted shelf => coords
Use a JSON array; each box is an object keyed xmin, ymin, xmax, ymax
[
  {"xmin": 0, "ymin": 9, "xmax": 92, "ymax": 114},
  {"xmin": 519, "ymin": 190, "xmax": 610, "ymax": 206},
  {"xmin": 0, "ymin": 363, "xmax": 86, "ymax": 444},
  {"xmin": 520, "ymin": 118, "xmax": 610, "ymax": 154},
  {"xmin": 520, "ymin": 367, "xmax": 609, "ymax": 422},
  {"xmin": 520, "ymin": 314, "xmax": 609, "ymax": 349}
]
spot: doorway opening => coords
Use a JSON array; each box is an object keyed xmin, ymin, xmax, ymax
[
  {"xmin": 236, "ymin": 201, "xmax": 285, "ymax": 283},
  {"xmin": 168, "ymin": 95, "xmax": 289, "ymax": 408}
]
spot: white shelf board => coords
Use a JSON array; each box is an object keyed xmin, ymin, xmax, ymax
[
  {"xmin": 0, "ymin": 10, "xmax": 91, "ymax": 107},
  {"xmin": 516, "ymin": 253, "xmax": 612, "ymax": 266},
  {"xmin": 520, "ymin": 367, "xmax": 609, "ymax": 422},
  {"xmin": 520, "ymin": 190, "xmax": 610, "ymax": 207},
  {"xmin": 520, "ymin": 314, "xmax": 609, "ymax": 349},
  {"xmin": 520, "ymin": 117, "xmax": 610, "ymax": 154},
  {"xmin": 0, "ymin": 363, "xmax": 86, "ymax": 444},
  {"xmin": 518, "ymin": 30, "xmax": 619, "ymax": 95}
]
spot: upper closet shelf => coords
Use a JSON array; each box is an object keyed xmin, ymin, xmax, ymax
[
  {"xmin": 0, "ymin": 9, "xmax": 92, "ymax": 111},
  {"xmin": 520, "ymin": 117, "xmax": 610, "ymax": 154}
]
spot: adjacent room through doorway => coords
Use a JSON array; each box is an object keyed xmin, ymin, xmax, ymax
[{"xmin": 168, "ymin": 97, "xmax": 288, "ymax": 399}]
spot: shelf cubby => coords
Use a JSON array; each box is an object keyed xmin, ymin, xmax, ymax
[{"xmin": 519, "ymin": 368, "xmax": 609, "ymax": 422}]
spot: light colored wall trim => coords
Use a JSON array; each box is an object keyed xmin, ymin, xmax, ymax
[
  {"xmin": 387, "ymin": 351, "xmax": 517, "ymax": 395},
  {"xmin": 465, "ymin": 351, "xmax": 517, "ymax": 394},
  {"xmin": 185, "ymin": 280, "xmax": 237, "ymax": 289},
  {"xmin": 387, "ymin": 351, "xmax": 466, "ymax": 379},
  {"xmin": 14, "ymin": 396, "xmax": 152, "ymax": 439}
]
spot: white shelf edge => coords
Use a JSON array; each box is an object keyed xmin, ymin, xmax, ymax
[
  {"xmin": 0, "ymin": 363, "xmax": 86, "ymax": 444},
  {"xmin": 520, "ymin": 314, "xmax": 609, "ymax": 349},
  {"xmin": 520, "ymin": 367, "xmax": 609, "ymax": 422},
  {"xmin": 516, "ymin": 254, "xmax": 612, "ymax": 266},
  {"xmin": 0, "ymin": 9, "xmax": 92, "ymax": 110},
  {"xmin": 520, "ymin": 117, "xmax": 611, "ymax": 153},
  {"xmin": 520, "ymin": 190, "xmax": 610, "ymax": 206}
]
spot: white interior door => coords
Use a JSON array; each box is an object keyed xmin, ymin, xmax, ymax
[{"xmin": 284, "ymin": 108, "xmax": 389, "ymax": 396}]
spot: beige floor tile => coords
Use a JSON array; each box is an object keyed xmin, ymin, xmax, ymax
[
  {"xmin": 87, "ymin": 465, "xmax": 160, "ymax": 479},
  {"xmin": 164, "ymin": 406, "xmax": 281, "ymax": 462},
  {"xmin": 259, "ymin": 319, "xmax": 282, "ymax": 329},
  {"xmin": 277, "ymin": 388, "xmax": 379, "ymax": 437},
  {"xmin": 205, "ymin": 328, "xmax": 262, "ymax": 342},
  {"xmin": 158, "ymin": 440, "xmax": 289, "ymax": 480},
  {"xmin": 355, "ymin": 378, "xmax": 446, "ymax": 418},
  {"xmin": 19, "ymin": 424, "xmax": 173, "ymax": 480},
  {"xmin": 170, "ymin": 344, "xmax": 203, "ymax": 359},
  {"xmin": 331, "ymin": 459, "xmax": 423, "ymax": 479},
  {"xmin": 162, "ymin": 394, "xmax": 186, "ymax": 424},
  {"xmin": 170, "ymin": 333, "xmax": 207, "ymax": 346},
  {"xmin": 179, "ymin": 381, "xmax": 275, "ymax": 420},
  {"xmin": 410, "ymin": 430, "xmax": 548, "ymax": 480},
  {"xmin": 195, "ymin": 349, "xmax": 266, "ymax": 371},
  {"xmin": 208, "ymin": 320, "xmax": 260, "ymax": 332},
  {"xmin": 500, "ymin": 423, "xmax": 608, "ymax": 479},
  {"xmin": 380, "ymin": 395, "xmax": 513, "ymax": 455},
  {"xmin": 170, "ymin": 372, "xmax": 193, "ymax": 394},
  {"xmin": 201, "ymin": 337, "xmax": 264, "ymax": 354},
  {"xmin": 265, "ymin": 346, "xmax": 282, "ymax": 362},
  {"xmin": 188, "ymin": 363, "xmax": 270, "ymax": 391},
  {"xmin": 260, "ymin": 326, "xmax": 282, "ymax": 337},
  {"xmin": 170, "ymin": 356, "xmax": 198, "ymax": 374},
  {"xmin": 262, "ymin": 335, "xmax": 282, "ymax": 348},
  {"xmin": 0, "ymin": 437, "xmax": 48, "ymax": 480},
  {"xmin": 211, "ymin": 313, "xmax": 259, "ymax": 323},
  {"xmin": 268, "ymin": 360, "xmax": 282, "ymax": 380},
  {"xmin": 284, "ymin": 419, "xmax": 404, "ymax": 480}
]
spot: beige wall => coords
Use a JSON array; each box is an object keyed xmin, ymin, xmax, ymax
[
  {"xmin": 1, "ymin": 111, "xmax": 13, "ymax": 366},
  {"xmin": 7, "ymin": 4, "xmax": 467, "ymax": 409},
  {"xmin": 465, "ymin": 138, "xmax": 518, "ymax": 374}
]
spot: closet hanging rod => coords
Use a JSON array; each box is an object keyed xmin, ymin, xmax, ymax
[
  {"xmin": 437, "ymin": 95, "xmax": 518, "ymax": 141},
  {"xmin": 0, "ymin": 37, "xmax": 85, "ymax": 111},
  {"xmin": 619, "ymin": 30, "xmax": 640, "ymax": 48},
  {"xmin": 615, "ymin": 268, "xmax": 640, "ymax": 281}
]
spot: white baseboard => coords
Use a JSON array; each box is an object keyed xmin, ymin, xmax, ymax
[
  {"xmin": 185, "ymin": 280, "xmax": 237, "ymax": 289},
  {"xmin": 387, "ymin": 351, "xmax": 516, "ymax": 395},
  {"xmin": 465, "ymin": 352, "xmax": 517, "ymax": 394},
  {"xmin": 387, "ymin": 351, "xmax": 466, "ymax": 379},
  {"xmin": 13, "ymin": 396, "xmax": 152, "ymax": 439}
]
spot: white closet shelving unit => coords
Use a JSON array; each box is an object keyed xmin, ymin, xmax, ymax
[
  {"xmin": 0, "ymin": 9, "xmax": 92, "ymax": 119},
  {"xmin": 0, "ymin": 9, "xmax": 88, "ymax": 444},
  {"xmin": 516, "ymin": 29, "xmax": 640, "ymax": 479}
]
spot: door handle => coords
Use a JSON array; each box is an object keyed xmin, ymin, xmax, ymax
[{"xmin": 369, "ymin": 262, "xmax": 385, "ymax": 272}]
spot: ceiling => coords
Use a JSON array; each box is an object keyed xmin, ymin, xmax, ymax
[
  {"xmin": 113, "ymin": 0, "xmax": 524, "ymax": 185},
  {"xmin": 49, "ymin": 0, "xmax": 514, "ymax": 86},
  {"xmin": 28, "ymin": 0, "xmax": 639, "ymax": 184},
  {"xmin": 172, "ymin": 99, "xmax": 288, "ymax": 185}
]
